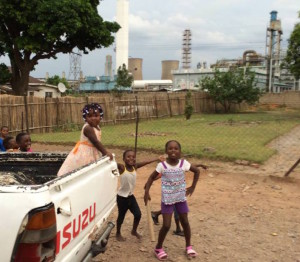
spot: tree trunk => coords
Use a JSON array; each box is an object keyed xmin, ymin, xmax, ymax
[
  {"xmin": 224, "ymin": 105, "xmax": 228, "ymax": 113},
  {"xmin": 223, "ymin": 101, "xmax": 231, "ymax": 113},
  {"xmin": 227, "ymin": 103, "xmax": 231, "ymax": 112},
  {"xmin": 10, "ymin": 64, "xmax": 30, "ymax": 96},
  {"xmin": 221, "ymin": 101, "xmax": 228, "ymax": 113},
  {"xmin": 9, "ymin": 53, "xmax": 33, "ymax": 96}
]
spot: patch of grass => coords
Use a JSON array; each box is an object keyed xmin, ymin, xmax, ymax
[
  {"xmin": 32, "ymin": 110, "xmax": 300, "ymax": 163},
  {"xmin": 52, "ymin": 122, "xmax": 81, "ymax": 132}
]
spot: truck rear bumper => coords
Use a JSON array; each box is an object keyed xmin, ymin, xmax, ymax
[{"xmin": 81, "ymin": 221, "xmax": 115, "ymax": 262}]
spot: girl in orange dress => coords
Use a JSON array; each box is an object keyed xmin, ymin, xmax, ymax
[{"xmin": 57, "ymin": 103, "xmax": 112, "ymax": 177}]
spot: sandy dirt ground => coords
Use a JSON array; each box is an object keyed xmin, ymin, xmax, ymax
[{"xmin": 33, "ymin": 140, "xmax": 300, "ymax": 262}]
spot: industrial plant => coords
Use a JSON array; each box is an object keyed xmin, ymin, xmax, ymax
[
  {"xmin": 78, "ymin": 1, "xmax": 298, "ymax": 93},
  {"xmin": 172, "ymin": 11, "xmax": 297, "ymax": 93}
]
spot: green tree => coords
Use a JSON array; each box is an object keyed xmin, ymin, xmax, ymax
[
  {"xmin": 116, "ymin": 64, "xmax": 134, "ymax": 88},
  {"xmin": 283, "ymin": 11, "xmax": 300, "ymax": 80},
  {"xmin": 46, "ymin": 75, "xmax": 69, "ymax": 89},
  {"xmin": 184, "ymin": 90, "xmax": 194, "ymax": 120},
  {"xmin": 0, "ymin": 63, "xmax": 11, "ymax": 84},
  {"xmin": 0, "ymin": 0, "xmax": 120, "ymax": 95},
  {"xmin": 112, "ymin": 64, "xmax": 134, "ymax": 96},
  {"xmin": 201, "ymin": 68, "xmax": 262, "ymax": 113}
]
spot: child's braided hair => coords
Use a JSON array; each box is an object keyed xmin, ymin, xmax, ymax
[
  {"xmin": 165, "ymin": 140, "xmax": 181, "ymax": 151},
  {"xmin": 82, "ymin": 103, "xmax": 104, "ymax": 121}
]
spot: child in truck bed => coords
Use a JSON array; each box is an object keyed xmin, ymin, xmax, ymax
[
  {"xmin": 0, "ymin": 126, "xmax": 9, "ymax": 151},
  {"xmin": 16, "ymin": 132, "xmax": 32, "ymax": 152},
  {"xmin": 57, "ymin": 103, "xmax": 112, "ymax": 177},
  {"xmin": 3, "ymin": 136, "xmax": 19, "ymax": 152}
]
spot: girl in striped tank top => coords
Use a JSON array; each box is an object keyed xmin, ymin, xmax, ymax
[{"xmin": 144, "ymin": 140, "xmax": 200, "ymax": 260}]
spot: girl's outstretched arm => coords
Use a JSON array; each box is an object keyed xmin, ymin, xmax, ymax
[
  {"xmin": 135, "ymin": 155, "xmax": 164, "ymax": 169},
  {"xmin": 84, "ymin": 125, "xmax": 113, "ymax": 160},
  {"xmin": 186, "ymin": 165, "xmax": 200, "ymax": 197},
  {"xmin": 196, "ymin": 163, "xmax": 208, "ymax": 170},
  {"xmin": 144, "ymin": 170, "xmax": 159, "ymax": 205}
]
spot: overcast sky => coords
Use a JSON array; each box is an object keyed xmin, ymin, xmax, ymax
[{"xmin": 1, "ymin": 0, "xmax": 299, "ymax": 80}]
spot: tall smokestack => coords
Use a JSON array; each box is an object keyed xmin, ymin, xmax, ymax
[{"xmin": 116, "ymin": 0, "xmax": 129, "ymax": 72}]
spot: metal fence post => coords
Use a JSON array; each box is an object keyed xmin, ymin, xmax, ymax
[
  {"xmin": 134, "ymin": 96, "xmax": 139, "ymax": 156},
  {"xmin": 154, "ymin": 96, "xmax": 158, "ymax": 118},
  {"xmin": 23, "ymin": 95, "xmax": 29, "ymax": 133},
  {"xmin": 167, "ymin": 93, "xmax": 173, "ymax": 117}
]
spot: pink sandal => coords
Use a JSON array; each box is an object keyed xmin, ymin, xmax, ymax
[
  {"xmin": 154, "ymin": 248, "xmax": 168, "ymax": 261},
  {"xmin": 186, "ymin": 246, "xmax": 197, "ymax": 258}
]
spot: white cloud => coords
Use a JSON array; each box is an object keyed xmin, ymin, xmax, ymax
[
  {"xmin": 205, "ymin": 31, "xmax": 237, "ymax": 44},
  {"xmin": 1, "ymin": 0, "xmax": 298, "ymax": 80}
]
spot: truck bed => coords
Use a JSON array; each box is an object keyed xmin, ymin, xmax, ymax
[{"xmin": 0, "ymin": 152, "xmax": 68, "ymax": 185}]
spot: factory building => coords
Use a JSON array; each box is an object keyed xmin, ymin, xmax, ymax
[
  {"xmin": 172, "ymin": 11, "xmax": 298, "ymax": 93},
  {"xmin": 79, "ymin": 76, "xmax": 117, "ymax": 92},
  {"xmin": 172, "ymin": 64, "xmax": 296, "ymax": 93},
  {"xmin": 172, "ymin": 68, "xmax": 226, "ymax": 90},
  {"xmin": 132, "ymin": 80, "xmax": 173, "ymax": 92}
]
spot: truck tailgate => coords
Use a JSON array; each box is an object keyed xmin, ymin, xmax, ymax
[
  {"xmin": 52, "ymin": 157, "xmax": 118, "ymax": 261},
  {"xmin": 0, "ymin": 155, "xmax": 118, "ymax": 262}
]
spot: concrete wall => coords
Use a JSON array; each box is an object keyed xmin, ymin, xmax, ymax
[{"xmin": 259, "ymin": 91, "xmax": 300, "ymax": 108}]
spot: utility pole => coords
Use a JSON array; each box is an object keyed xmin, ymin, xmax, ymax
[{"xmin": 68, "ymin": 48, "xmax": 82, "ymax": 91}]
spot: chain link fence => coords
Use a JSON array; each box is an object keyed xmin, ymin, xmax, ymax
[{"xmin": 1, "ymin": 93, "xmax": 300, "ymax": 177}]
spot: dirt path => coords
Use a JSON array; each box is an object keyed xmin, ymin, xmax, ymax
[
  {"xmin": 263, "ymin": 124, "xmax": 300, "ymax": 176},
  {"xmin": 32, "ymin": 143, "xmax": 300, "ymax": 262}
]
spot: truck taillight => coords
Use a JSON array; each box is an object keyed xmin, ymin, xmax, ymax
[{"xmin": 12, "ymin": 203, "xmax": 57, "ymax": 262}]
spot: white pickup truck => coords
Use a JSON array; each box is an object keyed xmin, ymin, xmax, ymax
[{"xmin": 0, "ymin": 152, "xmax": 119, "ymax": 262}]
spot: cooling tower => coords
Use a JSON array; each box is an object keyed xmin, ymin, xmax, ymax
[
  {"xmin": 161, "ymin": 60, "xmax": 179, "ymax": 80},
  {"xmin": 128, "ymin": 58, "xmax": 143, "ymax": 80}
]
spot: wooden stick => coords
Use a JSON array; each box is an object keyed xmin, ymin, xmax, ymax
[
  {"xmin": 285, "ymin": 158, "xmax": 300, "ymax": 177},
  {"xmin": 146, "ymin": 201, "xmax": 155, "ymax": 242}
]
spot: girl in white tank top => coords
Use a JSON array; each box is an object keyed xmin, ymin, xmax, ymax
[{"xmin": 115, "ymin": 149, "xmax": 161, "ymax": 242}]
